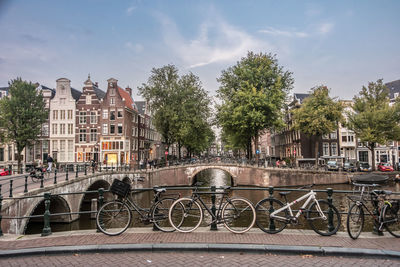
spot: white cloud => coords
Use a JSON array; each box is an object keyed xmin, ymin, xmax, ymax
[
  {"xmin": 259, "ymin": 27, "xmax": 308, "ymax": 38},
  {"xmin": 158, "ymin": 14, "xmax": 273, "ymax": 68},
  {"xmin": 126, "ymin": 6, "xmax": 136, "ymax": 16},
  {"xmin": 318, "ymin": 23, "xmax": 334, "ymax": 34},
  {"xmin": 125, "ymin": 42, "xmax": 143, "ymax": 53}
]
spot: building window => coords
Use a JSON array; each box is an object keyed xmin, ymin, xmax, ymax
[
  {"xmin": 42, "ymin": 124, "xmax": 49, "ymax": 136},
  {"xmin": 68, "ymin": 110, "xmax": 73, "ymax": 120},
  {"xmin": 60, "ymin": 124, "xmax": 65, "ymax": 134},
  {"xmin": 52, "ymin": 124, "xmax": 58, "ymax": 135},
  {"xmin": 110, "ymin": 124, "xmax": 115, "ymax": 134},
  {"xmin": 68, "ymin": 124, "xmax": 73, "ymax": 134},
  {"xmin": 102, "ymin": 124, "xmax": 108, "ymax": 135},
  {"xmin": 111, "ymin": 88, "xmax": 115, "ymax": 95},
  {"xmin": 117, "ymin": 110, "xmax": 123, "ymax": 118},
  {"xmin": 110, "ymin": 111, "xmax": 115, "ymax": 120},
  {"xmin": 60, "ymin": 98, "xmax": 66, "ymax": 104},
  {"xmin": 61, "ymin": 110, "xmax": 65, "ymax": 120},
  {"xmin": 86, "ymin": 95, "xmax": 91, "ymax": 104},
  {"xmin": 90, "ymin": 111, "xmax": 97, "ymax": 124},
  {"xmin": 330, "ymin": 132, "xmax": 337, "ymax": 139},
  {"xmin": 323, "ymin": 143, "xmax": 329, "ymax": 156},
  {"xmin": 90, "ymin": 129, "xmax": 97, "ymax": 142},
  {"xmin": 110, "ymin": 98, "xmax": 115, "ymax": 105},
  {"xmin": 331, "ymin": 143, "xmax": 337, "ymax": 156},
  {"xmin": 0, "ymin": 148, "xmax": 4, "ymax": 161},
  {"xmin": 102, "ymin": 109, "xmax": 108, "ymax": 119},
  {"xmin": 118, "ymin": 124, "xmax": 123, "ymax": 134},
  {"xmin": 359, "ymin": 151, "xmax": 368, "ymax": 162},
  {"xmin": 53, "ymin": 110, "xmax": 58, "ymax": 120},
  {"xmin": 79, "ymin": 129, "xmax": 86, "ymax": 142},
  {"xmin": 79, "ymin": 111, "xmax": 87, "ymax": 124}
]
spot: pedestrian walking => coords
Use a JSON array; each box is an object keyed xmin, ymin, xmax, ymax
[{"xmin": 47, "ymin": 155, "xmax": 54, "ymax": 172}]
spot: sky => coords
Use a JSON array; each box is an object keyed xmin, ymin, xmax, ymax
[{"xmin": 0, "ymin": 0, "xmax": 399, "ymax": 102}]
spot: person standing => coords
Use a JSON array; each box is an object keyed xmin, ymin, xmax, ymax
[{"xmin": 47, "ymin": 155, "xmax": 54, "ymax": 172}]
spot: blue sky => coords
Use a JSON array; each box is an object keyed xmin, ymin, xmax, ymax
[{"xmin": 0, "ymin": 0, "xmax": 399, "ymax": 101}]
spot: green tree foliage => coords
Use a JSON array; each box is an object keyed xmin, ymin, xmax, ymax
[
  {"xmin": 347, "ymin": 79, "xmax": 400, "ymax": 170},
  {"xmin": 138, "ymin": 65, "xmax": 213, "ymax": 158},
  {"xmin": 292, "ymin": 86, "xmax": 344, "ymax": 166},
  {"xmin": 0, "ymin": 78, "xmax": 48, "ymax": 173},
  {"xmin": 216, "ymin": 52, "xmax": 293, "ymax": 160}
]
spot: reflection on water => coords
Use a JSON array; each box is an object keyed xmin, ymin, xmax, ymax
[{"xmin": 24, "ymin": 169, "xmax": 400, "ymax": 234}]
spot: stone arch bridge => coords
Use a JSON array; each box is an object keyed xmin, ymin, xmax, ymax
[{"xmin": 1, "ymin": 163, "xmax": 350, "ymax": 235}]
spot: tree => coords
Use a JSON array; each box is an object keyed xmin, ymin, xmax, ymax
[
  {"xmin": 138, "ymin": 65, "xmax": 213, "ymax": 158},
  {"xmin": 347, "ymin": 79, "xmax": 400, "ymax": 170},
  {"xmin": 292, "ymin": 86, "xmax": 344, "ymax": 167},
  {"xmin": 216, "ymin": 52, "xmax": 293, "ymax": 161},
  {"xmin": 0, "ymin": 78, "xmax": 48, "ymax": 173}
]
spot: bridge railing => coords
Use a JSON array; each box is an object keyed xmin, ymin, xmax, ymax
[{"xmin": 1, "ymin": 184, "xmax": 398, "ymax": 237}]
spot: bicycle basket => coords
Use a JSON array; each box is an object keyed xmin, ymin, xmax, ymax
[{"xmin": 110, "ymin": 179, "xmax": 131, "ymax": 197}]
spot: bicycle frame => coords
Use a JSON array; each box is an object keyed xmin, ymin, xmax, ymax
[
  {"xmin": 191, "ymin": 191, "xmax": 229, "ymax": 225},
  {"xmin": 271, "ymin": 190, "xmax": 326, "ymax": 222}
]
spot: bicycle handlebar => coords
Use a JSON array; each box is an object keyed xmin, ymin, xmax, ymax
[{"xmin": 298, "ymin": 184, "xmax": 314, "ymax": 190}]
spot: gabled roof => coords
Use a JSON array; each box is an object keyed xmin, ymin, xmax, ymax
[
  {"xmin": 386, "ymin": 79, "xmax": 400, "ymax": 99},
  {"xmin": 135, "ymin": 101, "xmax": 146, "ymax": 115},
  {"xmin": 118, "ymin": 87, "xmax": 137, "ymax": 112},
  {"xmin": 93, "ymin": 86, "xmax": 106, "ymax": 100},
  {"xmin": 71, "ymin": 87, "xmax": 82, "ymax": 101},
  {"xmin": 294, "ymin": 93, "xmax": 310, "ymax": 104},
  {"xmin": 0, "ymin": 86, "xmax": 9, "ymax": 91}
]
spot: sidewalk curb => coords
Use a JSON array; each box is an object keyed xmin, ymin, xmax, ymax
[{"xmin": 1, "ymin": 243, "xmax": 400, "ymax": 259}]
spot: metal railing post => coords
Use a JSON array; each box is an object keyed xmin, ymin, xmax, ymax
[
  {"xmin": 40, "ymin": 174, "xmax": 44, "ymax": 188},
  {"xmin": 99, "ymin": 163, "xmax": 102, "ymax": 173},
  {"xmin": 66, "ymin": 168, "xmax": 69, "ymax": 181},
  {"xmin": 268, "ymin": 186, "xmax": 276, "ymax": 232},
  {"xmin": 97, "ymin": 188, "xmax": 104, "ymax": 233},
  {"xmin": 326, "ymin": 188, "xmax": 334, "ymax": 233},
  {"xmin": 41, "ymin": 192, "xmax": 52, "ymax": 236},
  {"xmin": 9, "ymin": 180, "xmax": 13, "ymax": 198},
  {"xmin": 76, "ymin": 165, "xmax": 78, "ymax": 178},
  {"xmin": 372, "ymin": 194, "xmax": 384, "ymax": 236},
  {"xmin": 84, "ymin": 164, "xmax": 87, "ymax": 176},
  {"xmin": 24, "ymin": 176, "xmax": 28, "ymax": 193},
  {"xmin": 210, "ymin": 186, "xmax": 217, "ymax": 230},
  {"xmin": 54, "ymin": 169, "xmax": 57, "ymax": 184},
  {"xmin": 0, "ymin": 195, "xmax": 3, "ymax": 236}
]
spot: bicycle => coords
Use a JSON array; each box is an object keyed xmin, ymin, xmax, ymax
[
  {"xmin": 96, "ymin": 178, "xmax": 181, "ymax": 236},
  {"xmin": 29, "ymin": 167, "xmax": 46, "ymax": 182},
  {"xmin": 255, "ymin": 184, "xmax": 341, "ymax": 236},
  {"xmin": 347, "ymin": 182, "xmax": 400, "ymax": 239},
  {"xmin": 168, "ymin": 183, "xmax": 256, "ymax": 234}
]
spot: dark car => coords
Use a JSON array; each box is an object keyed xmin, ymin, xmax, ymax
[
  {"xmin": 343, "ymin": 162, "xmax": 356, "ymax": 172},
  {"xmin": 359, "ymin": 162, "xmax": 372, "ymax": 172},
  {"xmin": 326, "ymin": 160, "xmax": 339, "ymax": 171}
]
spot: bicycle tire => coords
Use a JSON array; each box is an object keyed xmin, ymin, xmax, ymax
[
  {"xmin": 307, "ymin": 199, "xmax": 341, "ymax": 236},
  {"xmin": 255, "ymin": 198, "xmax": 287, "ymax": 234},
  {"xmin": 96, "ymin": 200, "xmax": 132, "ymax": 236},
  {"xmin": 152, "ymin": 197, "xmax": 181, "ymax": 232},
  {"xmin": 382, "ymin": 202, "xmax": 400, "ymax": 238},
  {"xmin": 346, "ymin": 202, "xmax": 364, "ymax": 239},
  {"xmin": 169, "ymin": 197, "xmax": 203, "ymax": 233},
  {"xmin": 30, "ymin": 171, "xmax": 41, "ymax": 183},
  {"xmin": 222, "ymin": 197, "xmax": 256, "ymax": 234}
]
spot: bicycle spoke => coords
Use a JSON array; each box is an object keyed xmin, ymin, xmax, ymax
[
  {"xmin": 307, "ymin": 199, "xmax": 341, "ymax": 236},
  {"xmin": 169, "ymin": 198, "xmax": 202, "ymax": 233},
  {"xmin": 222, "ymin": 198, "xmax": 255, "ymax": 234}
]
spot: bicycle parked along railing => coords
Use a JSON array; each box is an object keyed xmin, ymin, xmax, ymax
[
  {"xmin": 347, "ymin": 182, "xmax": 400, "ymax": 239},
  {"xmin": 96, "ymin": 179, "xmax": 181, "ymax": 236},
  {"xmin": 255, "ymin": 184, "xmax": 341, "ymax": 236},
  {"xmin": 168, "ymin": 182, "xmax": 256, "ymax": 234}
]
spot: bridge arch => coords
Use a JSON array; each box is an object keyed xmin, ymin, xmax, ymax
[
  {"xmin": 24, "ymin": 195, "xmax": 72, "ymax": 234},
  {"xmin": 188, "ymin": 166, "xmax": 237, "ymax": 186},
  {"xmin": 78, "ymin": 179, "xmax": 111, "ymax": 218}
]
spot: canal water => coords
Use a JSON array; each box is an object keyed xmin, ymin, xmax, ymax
[{"xmin": 25, "ymin": 169, "xmax": 400, "ymax": 234}]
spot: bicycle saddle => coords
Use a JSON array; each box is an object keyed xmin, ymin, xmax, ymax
[
  {"xmin": 279, "ymin": 191, "xmax": 291, "ymax": 196},
  {"xmin": 154, "ymin": 188, "xmax": 166, "ymax": 193}
]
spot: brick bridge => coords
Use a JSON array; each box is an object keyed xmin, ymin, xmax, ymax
[{"xmin": 1, "ymin": 163, "xmax": 351, "ymax": 235}]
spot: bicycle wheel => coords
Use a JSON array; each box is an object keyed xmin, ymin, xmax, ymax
[
  {"xmin": 152, "ymin": 197, "xmax": 182, "ymax": 232},
  {"xmin": 382, "ymin": 202, "xmax": 400, "ymax": 238},
  {"xmin": 222, "ymin": 197, "xmax": 256, "ymax": 234},
  {"xmin": 307, "ymin": 199, "xmax": 341, "ymax": 236},
  {"xmin": 96, "ymin": 200, "xmax": 132, "ymax": 236},
  {"xmin": 30, "ymin": 171, "xmax": 41, "ymax": 183},
  {"xmin": 169, "ymin": 198, "xmax": 202, "ymax": 233},
  {"xmin": 255, "ymin": 198, "xmax": 287, "ymax": 234},
  {"xmin": 346, "ymin": 203, "xmax": 364, "ymax": 239}
]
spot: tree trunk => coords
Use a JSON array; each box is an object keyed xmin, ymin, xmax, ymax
[
  {"xmin": 314, "ymin": 139, "xmax": 319, "ymax": 168},
  {"xmin": 369, "ymin": 144, "xmax": 376, "ymax": 171},
  {"xmin": 178, "ymin": 142, "xmax": 181, "ymax": 160},
  {"xmin": 254, "ymin": 134, "xmax": 259, "ymax": 165}
]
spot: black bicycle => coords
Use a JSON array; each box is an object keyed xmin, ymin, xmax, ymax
[
  {"xmin": 168, "ymin": 183, "xmax": 256, "ymax": 234},
  {"xmin": 29, "ymin": 167, "xmax": 45, "ymax": 182},
  {"xmin": 347, "ymin": 182, "xmax": 400, "ymax": 239},
  {"xmin": 96, "ymin": 178, "xmax": 181, "ymax": 236}
]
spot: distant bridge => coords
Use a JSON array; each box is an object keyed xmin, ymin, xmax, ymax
[{"xmin": 1, "ymin": 163, "xmax": 351, "ymax": 235}]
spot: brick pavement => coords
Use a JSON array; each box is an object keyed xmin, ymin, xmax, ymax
[{"xmin": 0, "ymin": 228, "xmax": 399, "ymax": 254}]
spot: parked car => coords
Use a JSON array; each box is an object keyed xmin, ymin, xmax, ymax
[
  {"xmin": 343, "ymin": 162, "xmax": 356, "ymax": 172},
  {"xmin": 326, "ymin": 160, "xmax": 339, "ymax": 171},
  {"xmin": 0, "ymin": 168, "xmax": 10, "ymax": 176},
  {"xmin": 377, "ymin": 162, "xmax": 394, "ymax": 172},
  {"xmin": 358, "ymin": 162, "xmax": 372, "ymax": 172}
]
